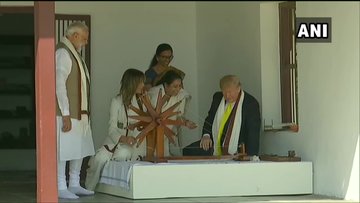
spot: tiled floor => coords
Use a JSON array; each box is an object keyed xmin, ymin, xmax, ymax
[{"xmin": 0, "ymin": 171, "xmax": 356, "ymax": 203}]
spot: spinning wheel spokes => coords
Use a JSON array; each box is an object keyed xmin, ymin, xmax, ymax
[
  {"xmin": 160, "ymin": 100, "xmax": 183, "ymax": 119},
  {"xmin": 160, "ymin": 111, "xmax": 181, "ymax": 119},
  {"xmin": 127, "ymin": 121, "xmax": 145, "ymax": 131},
  {"xmin": 156, "ymin": 95, "xmax": 170, "ymax": 115},
  {"xmin": 155, "ymin": 88, "xmax": 164, "ymax": 113},
  {"xmin": 129, "ymin": 104, "xmax": 146, "ymax": 116},
  {"xmin": 129, "ymin": 88, "xmax": 185, "ymax": 160},
  {"xmin": 128, "ymin": 115, "xmax": 153, "ymax": 123},
  {"xmin": 135, "ymin": 121, "xmax": 157, "ymax": 147},
  {"xmin": 160, "ymin": 119, "xmax": 185, "ymax": 126},
  {"xmin": 162, "ymin": 125, "xmax": 176, "ymax": 145},
  {"xmin": 140, "ymin": 94, "xmax": 157, "ymax": 118}
]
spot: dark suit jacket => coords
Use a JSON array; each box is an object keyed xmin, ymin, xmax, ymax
[{"xmin": 202, "ymin": 91, "xmax": 261, "ymax": 155}]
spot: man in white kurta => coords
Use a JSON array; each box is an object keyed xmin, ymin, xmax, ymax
[{"xmin": 55, "ymin": 22, "xmax": 95, "ymax": 199}]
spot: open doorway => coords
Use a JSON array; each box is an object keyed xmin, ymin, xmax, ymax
[
  {"xmin": 0, "ymin": 6, "xmax": 36, "ymax": 201},
  {"xmin": 0, "ymin": 10, "xmax": 36, "ymax": 171}
]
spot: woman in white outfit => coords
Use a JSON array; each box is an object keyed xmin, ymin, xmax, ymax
[
  {"xmin": 148, "ymin": 70, "xmax": 197, "ymax": 156},
  {"xmin": 85, "ymin": 68, "xmax": 146, "ymax": 191}
]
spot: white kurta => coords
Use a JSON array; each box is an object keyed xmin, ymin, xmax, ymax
[{"xmin": 55, "ymin": 39, "xmax": 95, "ymax": 161}]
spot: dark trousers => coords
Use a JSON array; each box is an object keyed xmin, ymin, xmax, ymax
[{"xmin": 183, "ymin": 140, "xmax": 213, "ymax": 156}]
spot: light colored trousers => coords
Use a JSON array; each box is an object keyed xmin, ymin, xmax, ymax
[
  {"xmin": 85, "ymin": 144, "xmax": 143, "ymax": 191},
  {"xmin": 85, "ymin": 137, "xmax": 182, "ymax": 191},
  {"xmin": 58, "ymin": 158, "xmax": 83, "ymax": 190},
  {"xmin": 169, "ymin": 135, "xmax": 182, "ymax": 156}
]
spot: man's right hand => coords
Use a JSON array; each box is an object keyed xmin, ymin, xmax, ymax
[
  {"xmin": 200, "ymin": 136, "xmax": 212, "ymax": 151},
  {"xmin": 62, "ymin": 115, "xmax": 72, "ymax": 132}
]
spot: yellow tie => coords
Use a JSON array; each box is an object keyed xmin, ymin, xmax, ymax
[{"xmin": 216, "ymin": 103, "xmax": 233, "ymax": 156}]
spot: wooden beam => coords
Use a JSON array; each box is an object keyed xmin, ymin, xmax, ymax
[
  {"xmin": 34, "ymin": 2, "xmax": 57, "ymax": 202},
  {"xmin": 0, "ymin": 6, "xmax": 33, "ymax": 13}
]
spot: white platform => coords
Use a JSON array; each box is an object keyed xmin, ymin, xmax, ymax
[{"xmin": 96, "ymin": 160, "xmax": 313, "ymax": 199}]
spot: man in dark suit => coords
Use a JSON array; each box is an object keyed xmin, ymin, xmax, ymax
[{"xmin": 183, "ymin": 75, "xmax": 261, "ymax": 156}]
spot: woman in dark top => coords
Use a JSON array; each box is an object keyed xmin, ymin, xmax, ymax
[{"xmin": 144, "ymin": 43, "xmax": 185, "ymax": 91}]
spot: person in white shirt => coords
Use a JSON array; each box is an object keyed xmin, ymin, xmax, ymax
[
  {"xmin": 85, "ymin": 68, "xmax": 147, "ymax": 191},
  {"xmin": 147, "ymin": 70, "xmax": 197, "ymax": 156},
  {"xmin": 55, "ymin": 22, "xmax": 95, "ymax": 199}
]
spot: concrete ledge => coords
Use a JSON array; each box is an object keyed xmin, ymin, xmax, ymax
[{"xmin": 96, "ymin": 160, "xmax": 313, "ymax": 199}]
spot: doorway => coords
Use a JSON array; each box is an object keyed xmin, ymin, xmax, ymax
[
  {"xmin": 0, "ymin": 9, "xmax": 36, "ymax": 171},
  {"xmin": 0, "ymin": 6, "xmax": 36, "ymax": 201}
]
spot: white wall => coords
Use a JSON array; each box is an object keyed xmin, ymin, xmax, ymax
[
  {"xmin": 260, "ymin": 2, "xmax": 282, "ymax": 129},
  {"xmin": 261, "ymin": 2, "xmax": 360, "ymax": 200},
  {"xmin": 196, "ymin": 2, "xmax": 262, "ymax": 140},
  {"xmin": 55, "ymin": 2, "xmax": 199, "ymax": 149}
]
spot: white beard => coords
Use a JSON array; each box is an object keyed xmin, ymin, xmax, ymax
[{"xmin": 77, "ymin": 43, "xmax": 85, "ymax": 52}]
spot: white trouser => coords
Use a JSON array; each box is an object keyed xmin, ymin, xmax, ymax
[
  {"xmin": 169, "ymin": 136, "xmax": 182, "ymax": 156},
  {"xmin": 58, "ymin": 158, "xmax": 83, "ymax": 190},
  {"xmin": 85, "ymin": 144, "xmax": 144, "ymax": 191},
  {"xmin": 85, "ymin": 147, "xmax": 112, "ymax": 191}
]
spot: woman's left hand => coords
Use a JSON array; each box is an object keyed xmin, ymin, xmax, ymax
[
  {"xmin": 126, "ymin": 136, "xmax": 137, "ymax": 146},
  {"xmin": 185, "ymin": 120, "xmax": 197, "ymax": 129}
]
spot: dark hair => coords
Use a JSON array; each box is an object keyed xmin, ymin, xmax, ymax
[
  {"xmin": 118, "ymin": 69, "xmax": 145, "ymax": 106},
  {"xmin": 155, "ymin": 70, "xmax": 182, "ymax": 86},
  {"xmin": 148, "ymin": 43, "xmax": 173, "ymax": 69}
]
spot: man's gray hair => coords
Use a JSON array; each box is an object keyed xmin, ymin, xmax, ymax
[
  {"xmin": 65, "ymin": 21, "xmax": 89, "ymax": 37},
  {"xmin": 220, "ymin": 75, "xmax": 242, "ymax": 90}
]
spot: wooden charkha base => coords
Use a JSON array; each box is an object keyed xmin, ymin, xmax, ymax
[{"xmin": 259, "ymin": 154, "xmax": 301, "ymax": 162}]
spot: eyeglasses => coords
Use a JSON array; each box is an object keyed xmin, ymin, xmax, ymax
[{"xmin": 159, "ymin": 55, "xmax": 174, "ymax": 60}]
